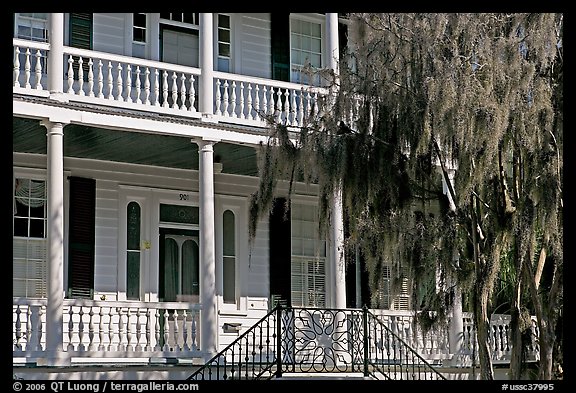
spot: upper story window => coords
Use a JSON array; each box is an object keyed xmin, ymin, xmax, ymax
[
  {"xmin": 217, "ymin": 14, "xmax": 231, "ymax": 72},
  {"xmin": 133, "ymin": 13, "xmax": 147, "ymax": 43},
  {"xmin": 290, "ymin": 18, "xmax": 323, "ymax": 86},
  {"xmin": 15, "ymin": 13, "xmax": 48, "ymax": 42},
  {"xmin": 160, "ymin": 13, "xmax": 199, "ymax": 26}
]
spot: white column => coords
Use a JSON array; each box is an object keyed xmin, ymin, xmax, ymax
[
  {"xmin": 48, "ymin": 14, "xmax": 65, "ymax": 100},
  {"xmin": 442, "ymin": 168, "xmax": 464, "ymax": 364},
  {"xmin": 41, "ymin": 120, "xmax": 68, "ymax": 365},
  {"xmin": 199, "ymin": 13, "xmax": 214, "ymax": 118},
  {"xmin": 325, "ymin": 13, "xmax": 340, "ymax": 74},
  {"xmin": 331, "ymin": 185, "xmax": 346, "ymax": 310},
  {"xmin": 196, "ymin": 138, "xmax": 219, "ymax": 356}
]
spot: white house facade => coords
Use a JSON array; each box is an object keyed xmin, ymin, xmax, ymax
[{"xmin": 12, "ymin": 13, "xmax": 538, "ymax": 380}]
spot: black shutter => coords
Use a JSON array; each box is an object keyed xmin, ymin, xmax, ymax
[
  {"xmin": 68, "ymin": 176, "xmax": 96, "ymax": 299},
  {"xmin": 69, "ymin": 13, "xmax": 93, "ymax": 80},
  {"xmin": 338, "ymin": 21, "xmax": 348, "ymax": 69},
  {"xmin": 270, "ymin": 13, "xmax": 290, "ymax": 82},
  {"xmin": 269, "ymin": 197, "xmax": 291, "ymax": 307}
]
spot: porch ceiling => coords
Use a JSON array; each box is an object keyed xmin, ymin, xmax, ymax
[{"xmin": 12, "ymin": 117, "xmax": 259, "ymax": 176}]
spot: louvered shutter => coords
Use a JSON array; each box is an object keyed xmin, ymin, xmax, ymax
[
  {"xmin": 67, "ymin": 177, "xmax": 95, "ymax": 299},
  {"xmin": 69, "ymin": 13, "xmax": 93, "ymax": 80}
]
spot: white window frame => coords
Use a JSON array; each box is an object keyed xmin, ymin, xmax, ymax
[
  {"xmin": 214, "ymin": 13, "xmax": 233, "ymax": 73},
  {"xmin": 290, "ymin": 200, "xmax": 327, "ymax": 308},
  {"xmin": 289, "ymin": 14, "xmax": 325, "ymax": 86},
  {"xmin": 14, "ymin": 13, "xmax": 48, "ymax": 42}
]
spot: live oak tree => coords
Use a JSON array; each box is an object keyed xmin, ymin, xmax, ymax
[{"xmin": 249, "ymin": 13, "xmax": 563, "ymax": 380}]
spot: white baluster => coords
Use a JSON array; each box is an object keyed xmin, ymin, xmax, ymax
[
  {"xmin": 239, "ymin": 82, "xmax": 245, "ymax": 119},
  {"xmin": 145, "ymin": 308, "xmax": 151, "ymax": 351},
  {"xmin": 76, "ymin": 57, "xmax": 84, "ymax": 95},
  {"xmin": 97, "ymin": 60, "xmax": 104, "ymax": 98},
  {"xmin": 182, "ymin": 310, "xmax": 189, "ymax": 351},
  {"xmin": 298, "ymin": 88, "xmax": 305, "ymax": 126},
  {"xmin": 37, "ymin": 306, "xmax": 44, "ymax": 351},
  {"xmin": 24, "ymin": 48, "xmax": 31, "ymax": 88},
  {"xmin": 276, "ymin": 88, "xmax": 282, "ymax": 123},
  {"xmin": 306, "ymin": 91, "xmax": 312, "ymax": 120},
  {"xmin": 245, "ymin": 83, "xmax": 252, "ymax": 120},
  {"xmin": 135, "ymin": 309, "xmax": 142, "ymax": 351},
  {"xmin": 144, "ymin": 67, "xmax": 151, "ymax": 105},
  {"xmin": 188, "ymin": 75, "xmax": 196, "ymax": 111},
  {"xmin": 284, "ymin": 89, "xmax": 290, "ymax": 125},
  {"xmin": 254, "ymin": 85, "xmax": 260, "ymax": 121},
  {"xmin": 116, "ymin": 63, "xmax": 123, "ymax": 101},
  {"xmin": 135, "ymin": 66, "xmax": 141, "ymax": 104},
  {"xmin": 13, "ymin": 46, "xmax": 20, "ymax": 87},
  {"xmin": 98, "ymin": 306, "xmax": 105, "ymax": 350},
  {"xmin": 67, "ymin": 307, "xmax": 74, "ymax": 351},
  {"xmin": 163, "ymin": 309, "xmax": 170, "ymax": 351},
  {"xmin": 35, "ymin": 50, "xmax": 43, "ymax": 90},
  {"xmin": 125, "ymin": 64, "xmax": 132, "ymax": 103},
  {"xmin": 107, "ymin": 61, "xmax": 114, "ymax": 99},
  {"xmin": 180, "ymin": 73, "xmax": 187, "ymax": 110},
  {"xmin": 107, "ymin": 307, "xmax": 114, "ymax": 351},
  {"xmin": 268, "ymin": 87, "xmax": 276, "ymax": 118},
  {"xmin": 14, "ymin": 305, "xmax": 22, "ymax": 350},
  {"xmin": 162, "ymin": 70, "xmax": 169, "ymax": 107},
  {"xmin": 290, "ymin": 89, "xmax": 297, "ymax": 126},
  {"xmin": 313, "ymin": 92, "xmax": 319, "ymax": 118},
  {"xmin": 173, "ymin": 310, "xmax": 180, "ymax": 353},
  {"xmin": 222, "ymin": 80, "xmax": 229, "ymax": 117},
  {"xmin": 67, "ymin": 55, "xmax": 74, "ymax": 93},
  {"xmin": 171, "ymin": 71, "xmax": 178, "ymax": 109},
  {"xmin": 262, "ymin": 86, "xmax": 269, "ymax": 117},
  {"xmin": 230, "ymin": 81, "xmax": 237, "ymax": 117},
  {"xmin": 117, "ymin": 307, "xmax": 125, "ymax": 351},
  {"xmin": 78, "ymin": 306, "xmax": 85, "ymax": 351},
  {"xmin": 154, "ymin": 309, "xmax": 161, "ymax": 351},
  {"xmin": 191, "ymin": 311, "xmax": 197, "ymax": 350},
  {"xmin": 88, "ymin": 307, "xmax": 95, "ymax": 351},
  {"xmin": 126, "ymin": 308, "xmax": 133, "ymax": 351},
  {"xmin": 215, "ymin": 79, "xmax": 222, "ymax": 115},
  {"xmin": 153, "ymin": 69, "xmax": 160, "ymax": 106},
  {"xmin": 87, "ymin": 59, "xmax": 94, "ymax": 97},
  {"xmin": 28, "ymin": 306, "xmax": 40, "ymax": 351}
]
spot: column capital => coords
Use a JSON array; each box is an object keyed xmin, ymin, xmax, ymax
[
  {"xmin": 191, "ymin": 138, "xmax": 220, "ymax": 149},
  {"xmin": 39, "ymin": 119, "xmax": 70, "ymax": 129}
]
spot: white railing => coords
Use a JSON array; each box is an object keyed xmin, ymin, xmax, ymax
[
  {"xmin": 13, "ymin": 297, "xmax": 201, "ymax": 358},
  {"xmin": 212, "ymin": 71, "xmax": 328, "ymax": 128},
  {"xmin": 13, "ymin": 39, "xmax": 330, "ymax": 129}
]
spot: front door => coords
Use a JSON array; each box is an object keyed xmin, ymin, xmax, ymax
[{"xmin": 159, "ymin": 228, "xmax": 199, "ymax": 303}]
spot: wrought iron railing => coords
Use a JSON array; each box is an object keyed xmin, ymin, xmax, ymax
[{"xmin": 187, "ymin": 306, "xmax": 446, "ymax": 380}]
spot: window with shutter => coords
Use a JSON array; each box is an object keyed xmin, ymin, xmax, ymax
[
  {"xmin": 67, "ymin": 177, "xmax": 96, "ymax": 299},
  {"xmin": 373, "ymin": 264, "xmax": 411, "ymax": 311}
]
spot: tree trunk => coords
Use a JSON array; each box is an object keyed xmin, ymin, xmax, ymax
[
  {"xmin": 538, "ymin": 321, "xmax": 554, "ymax": 380},
  {"xmin": 509, "ymin": 291, "xmax": 523, "ymax": 378},
  {"xmin": 475, "ymin": 290, "xmax": 495, "ymax": 380}
]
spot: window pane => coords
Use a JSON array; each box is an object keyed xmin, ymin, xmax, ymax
[
  {"xmin": 127, "ymin": 251, "xmax": 140, "ymax": 300},
  {"xmin": 219, "ymin": 29, "xmax": 230, "ymax": 43},
  {"xmin": 223, "ymin": 256, "xmax": 235, "ymax": 303},
  {"xmin": 133, "ymin": 28, "xmax": 145, "ymax": 42},
  {"xmin": 301, "ymin": 21, "xmax": 311, "ymax": 36},
  {"xmin": 133, "ymin": 13, "xmax": 146, "ymax": 28},
  {"xmin": 160, "ymin": 204, "xmax": 199, "ymax": 224},
  {"xmin": 291, "ymin": 49, "xmax": 301, "ymax": 66},
  {"xmin": 311, "ymin": 38, "xmax": 321, "ymax": 53},
  {"xmin": 311, "ymin": 53, "xmax": 321, "ymax": 68},
  {"xmin": 291, "ymin": 33, "xmax": 301, "ymax": 48},
  {"xmin": 182, "ymin": 240, "xmax": 199, "ymax": 296},
  {"xmin": 311, "ymin": 22, "xmax": 321, "ymax": 37},
  {"xmin": 218, "ymin": 14, "xmax": 230, "ymax": 29},
  {"xmin": 292, "ymin": 19, "xmax": 301, "ymax": 34},
  {"xmin": 217, "ymin": 57, "xmax": 230, "ymax": 72},
  {"xmin": 218, "ymin": 42, "xmax": 230, "ymax": 57},
  {"xmin": 29, "ymin": 218, "xmax": 45, "ymax": 238},
  {"xmin": 127, "ymin": 201, "xmax": 141, "ymax": 250},
  {"xmin": 223, "ymin": 210, "xmax": 235, "ymax": 255}
]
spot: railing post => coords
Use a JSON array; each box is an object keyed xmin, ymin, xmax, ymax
[
  {"xmin": 363, "ymin": 305, "xmax": 369, "ymax": 377},
  {"xmin": 275, "ymin": 305, "xmax": 282, "ymax": 379}
]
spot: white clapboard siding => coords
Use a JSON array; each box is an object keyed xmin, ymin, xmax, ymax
[
  {"xmin": 93, "ymin": 13, "xmax": 127, "ymax": 56},
  {"xmin": 238, "ymin": 14, "xmax": 271, "ymax": 79},
  {"xmin": 94, "ymin": 180, "xmax": 119, "ymax": 293}
]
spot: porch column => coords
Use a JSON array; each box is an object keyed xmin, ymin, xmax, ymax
[
  {"xmin": 199, "ymin": 13, "xmax": 214, "ymax": 117},
  {"xmin": 331, "ymin": 185, "xmax": 346, "ymax": 310},
  {"xmin": 325, "ymin": 13, "xmax": 339, "ymax": 75},
  {"xmin": 48, "ymin": 13, "xmax": 65, "ymax": 101},
  {"xmin": 41, "ymin": 120, "xmax": 68, "ymax": 366},
  {"xmin": 326, "ymin": 13, "xmax": 345, "ymax": 310},
  {"xmin": 196, "ymin": 138, "xmax": 219, "ymax": 356},
  {"xmin": 443, "ymin": 168, "xmax": 464, "ymax": 364}
]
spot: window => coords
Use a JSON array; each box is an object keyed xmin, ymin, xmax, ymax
[
  {"xmin": 132, "ymin": 13, "xmax": 147, "ymax": 59},
  {"xmin": 222, "ymin": 210, "xmax": 236, "ymax": 303},
  {"xmin": 160, "ymin": 13, "xmax": 199, "ymax": 26},
  {"xmin": 126, "ymin": 202, "xmax": 141, "ymax": 300},
  {"xmin": 16, "ymin": 13, "xmax": 48, "ymax": 42},
  {"xmin": 373, "ymin": 264, "xmax": 411, "ymax": 311},
  {"xmin": 13, "ymin": 177, "xmax": 47, "ymax": 298},
  {"xmin": 217, "ymin": 14, "xmax": 231, "ymax": 72},
  {"xmin": 291, "ymin": 203, "xmax": 326, "ymax": 307},
  {"xmin": 291, "ymin": 18, "xmax": 323, "ymax": 86}
]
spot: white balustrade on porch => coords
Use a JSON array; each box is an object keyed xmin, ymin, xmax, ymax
[
  {"xmin": 13, "ymin": 39, "xmax": 50, "ymax": 97},
  {"xmin": 212, "ymin": 71, "xmax": 328, "ymax": 128},
  {"xmin": 12, "ymin": 298, "xmax": 201, "ymax": 358}
]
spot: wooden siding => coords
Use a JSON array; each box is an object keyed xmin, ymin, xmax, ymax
[
  {"xmin": 92, "ymin": 13, "xmax": 127, "ymax": 56},
  {"xmin": 238, "ymin": 14, "xmax": 271, "ymax": 79}
]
